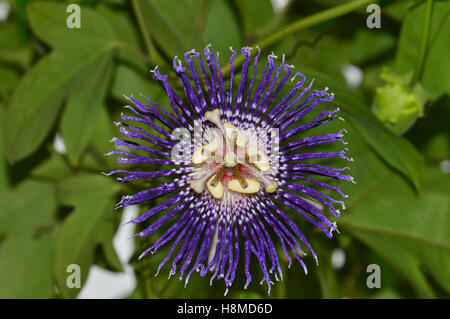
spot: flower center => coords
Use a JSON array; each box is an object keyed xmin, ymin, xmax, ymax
[{"xmin": 190, "ymin": 109, "xmax": 278, "ymax": 199}]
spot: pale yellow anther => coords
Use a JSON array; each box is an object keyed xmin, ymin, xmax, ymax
[
  {"xmin": 206, "ymin": 175, "xmax": 224, "ymax": 199},
  {"xmin": 191, "ymin": 140, "xmax": 218, "ymax": 165},
  {"xmin": 265, "ymin": 181, "xmax": 278, "ymax": 193},
  {"xmin": 247, "ymin": 146, "xmax": 270, "ymax": 172},
  {"xmin": 190, "ymin": 174, "xmax": 209, "ymax": 193},
  {"xmin": 224, "ymin": 123, "xmax": 246, "ymax": 148},
  {"xmin": 228, "ymin": 179, "xmax": 261, "ymax": 194},
  {"xmin": 205, "ymin": 109, "xmax": 222, "ymax": 127}
]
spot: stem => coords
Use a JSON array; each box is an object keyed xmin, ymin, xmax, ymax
[
  {"xmin": 131, "ymin": 0, "xmax": 165, "ymax": 66},
  {"xmin": 195, "ymin": 0, "xmax": 210, "ymax": 30},
  {"xmin": 254, "ymin": 0, "xmax": 294, "ymax": 38},
  {"xmin": 221, "ymin": 0, "xmax": 376, "ymax": 76},
  {"xmin": 410, "ymin": 0, "xmax": 433, "ymax": 87},
  {"xmin": 317, "ymin": 268, "xmax": 331, "ymax": 298}
]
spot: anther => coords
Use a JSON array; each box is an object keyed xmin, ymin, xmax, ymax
[
  {"xmin": 191, "ymin": 140, "xmax": 218, "ymax": 165},
  {"xmin": 207, "ymin": 175, "xmax": 224, "ymax": 199},
  {"xmin": 242, "ymin": 163, "xmax": 278, "ymax": 193},
  {"xmin": 246, "ymin": 146, "xmax": 270, "ymax": 172},
  {"xmin": 190, "ymin": 174, "xmax": 209, "ymax": 193},
  {"xmin": 205, "ymin": 109, "xmax": 223, "ymax": 128},
  {"xmin": 210, "ymin": 167, "xmax": 226, "ymax": 187},
  {"xmin": 228, "ymin": 178, "xmax": 260, "ymax": 194},
  {"xmin": 224, "ymin": 123, "xmax": 246, "ymax": 148}
]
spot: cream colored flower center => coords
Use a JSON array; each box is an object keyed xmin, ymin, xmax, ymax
[{"xmin": 190, "ymin": 109, "xmax": 278, "ymax": 199}]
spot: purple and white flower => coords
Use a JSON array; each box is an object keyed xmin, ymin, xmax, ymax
[{"xmin": 106, "ymin": 45, "xmax": 354, "ymax": 295}]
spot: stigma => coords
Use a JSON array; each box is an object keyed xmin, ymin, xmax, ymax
[{"xmin": 190, "ymin": 109, "xmax": 278, "ymax": 199}]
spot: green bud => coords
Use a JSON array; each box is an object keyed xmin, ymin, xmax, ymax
[{"xmin": 372, "ymin": 67, "xmax": 429, "ymax": 135}]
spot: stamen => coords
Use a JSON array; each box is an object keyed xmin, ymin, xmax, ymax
[
  {"xmin": 210, "ymin": 167, "xmax": 226, "ymax": 187},
  {"xmin": 233, "ymin": 166, "xmax": 248, "ymax": 188},
  {"xmin": 224, "ymin": 123, "xmax": 246, "ymax": 147},
  {"xmin": 205, "ymin": 109, "xmax": 235, "ymax": 155},
  {"xmin": 192, "ymin": 140, "xmax": 218, "ymax": 164},
  {"xmin": 265, "ymin": 181, "xmax": 279, "ymax": 193},
  {"xmin": 242, "ymin": 163, "xmax": 278, "ymax": 193},
  {"xmin": 247, "ymin": 145, "xmax": 270, "ymax": 172},
  {"xmin": 190, "ymin": 173, "xmax": 210, "ymax": 193},
  {"xmin": 228, "ymin": 179, "xmax": 260, "ymax": 194},
  {"xmin": 207, "ymin": 174, "xmax": 224, "ymax": 199},
  {"xmin": 205, "ymin": 109, "xmax": 223, "ymax": 128}
]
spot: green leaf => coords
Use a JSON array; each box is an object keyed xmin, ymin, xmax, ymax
[
  {"xmin": 98, "ymin": 3, "xmax": 148, "ymax": 71},
  {"xmin": 4, "ymin": 52, "xmax": 69, "ymax": 162},
  {"xmin": 0, "ymin": 65, "xmax": 21, "ymax": 95},
  {"xmin": 0, "ymin": 180, "xmax": 55, "ymax": 235},
  {"xmin": 111, "ymin": 64, "xmax": 161, "ymax": 103},
  {"xmin": 0, "ymin": 12, "xmax": 28, "ymax": 50},
  {"xmin": 0, "ymin": 231, "xmax": 55, "ymax": 298},
  {"xmin": 300, "ymin": 67, "xmax": 425, "ymax": 190},
  {"xmin": 61, "ymin": 52, "xmax": 114, "ymax": 164},
  {"xmin": 396, "ymin": 1, "xmax": 450, "ymax": 99},
  {"xmin": 99, "ymin": 4, "xmax": 141, "ymax": 47},
  {"xmin": 31, "ymin": 152, "xmax": 72, "ymax": 181},
  {"xmin": 202, "ymin": 0, "xmax": 242, "ymax": 54},
  {"xmin": 341, "ymin": 29, "xmax": 396, "ymax": 66},
  {"xmin": 54, "ymin": 174, "xmax": 120, "ymax": 298},
  {"xmin": 341, "ymin": 163, "xmax": 450, "ymax": 297},
  {"xmin": 3, "ymin": 2, "xmax": 116, "ymax": 163},
  {"xmin": 0, "ymin": 105, "xmax": 8, "ymax": 191},
  {"xmin": 98, "ymin": 214, "xmax": 123, "ymax": 272},
  {"xmin": 141, "ymin": 0, "xmax": 201, "ymax": 57},
  {"xmin": 0, "ymin": 45, "xmax": 32, "ymax": 69},
  {"xmin": 27, "ymin": 2, "xmax": 115, "ymax": 50},
  {"xmin": 0, "ymin": 180, "xmax": 57, "ymax": 298},
  {"xmin": 85, "ymin": 106, "xmax": 117, "ymax": 170},
  {"xmin": 406, "ymin": 96, "xmax": 450, "ymax": 162},
  {"xmin": 234, "ymin": 0, "xmax": 274, "ymax": 34},
  {"xmin": 4, "ymin": 49, "xmax": 112, "ymax": 163}
]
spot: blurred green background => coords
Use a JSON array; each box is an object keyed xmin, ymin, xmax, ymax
[{"xmin": 0, "ymin": 0, "xmax": 449, "ymax": 299}]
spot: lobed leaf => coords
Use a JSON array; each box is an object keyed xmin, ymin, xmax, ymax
[
  {"xmin": 3, "ymin": 2, "xmax": 117, "ymax": 163},
  {"xmin": 54, "ymin": 174, "xmax": 121, "ymax": 298},
  {"xmin": 396, "ymin": 1, "xmax": 450, "ymax": 99},
  {"xmin": 0, "ymin": 180, "xmax": 57, "ymax": 298}
]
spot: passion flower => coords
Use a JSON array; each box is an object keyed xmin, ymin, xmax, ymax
[{"xmin": 106, "ymin": 45, "xmax": 353, "ymax": 295}]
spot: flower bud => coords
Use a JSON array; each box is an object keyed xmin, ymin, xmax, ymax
[{"xmin": 372, "ymin": 67, "xmax": 429, "ymax": 135}]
